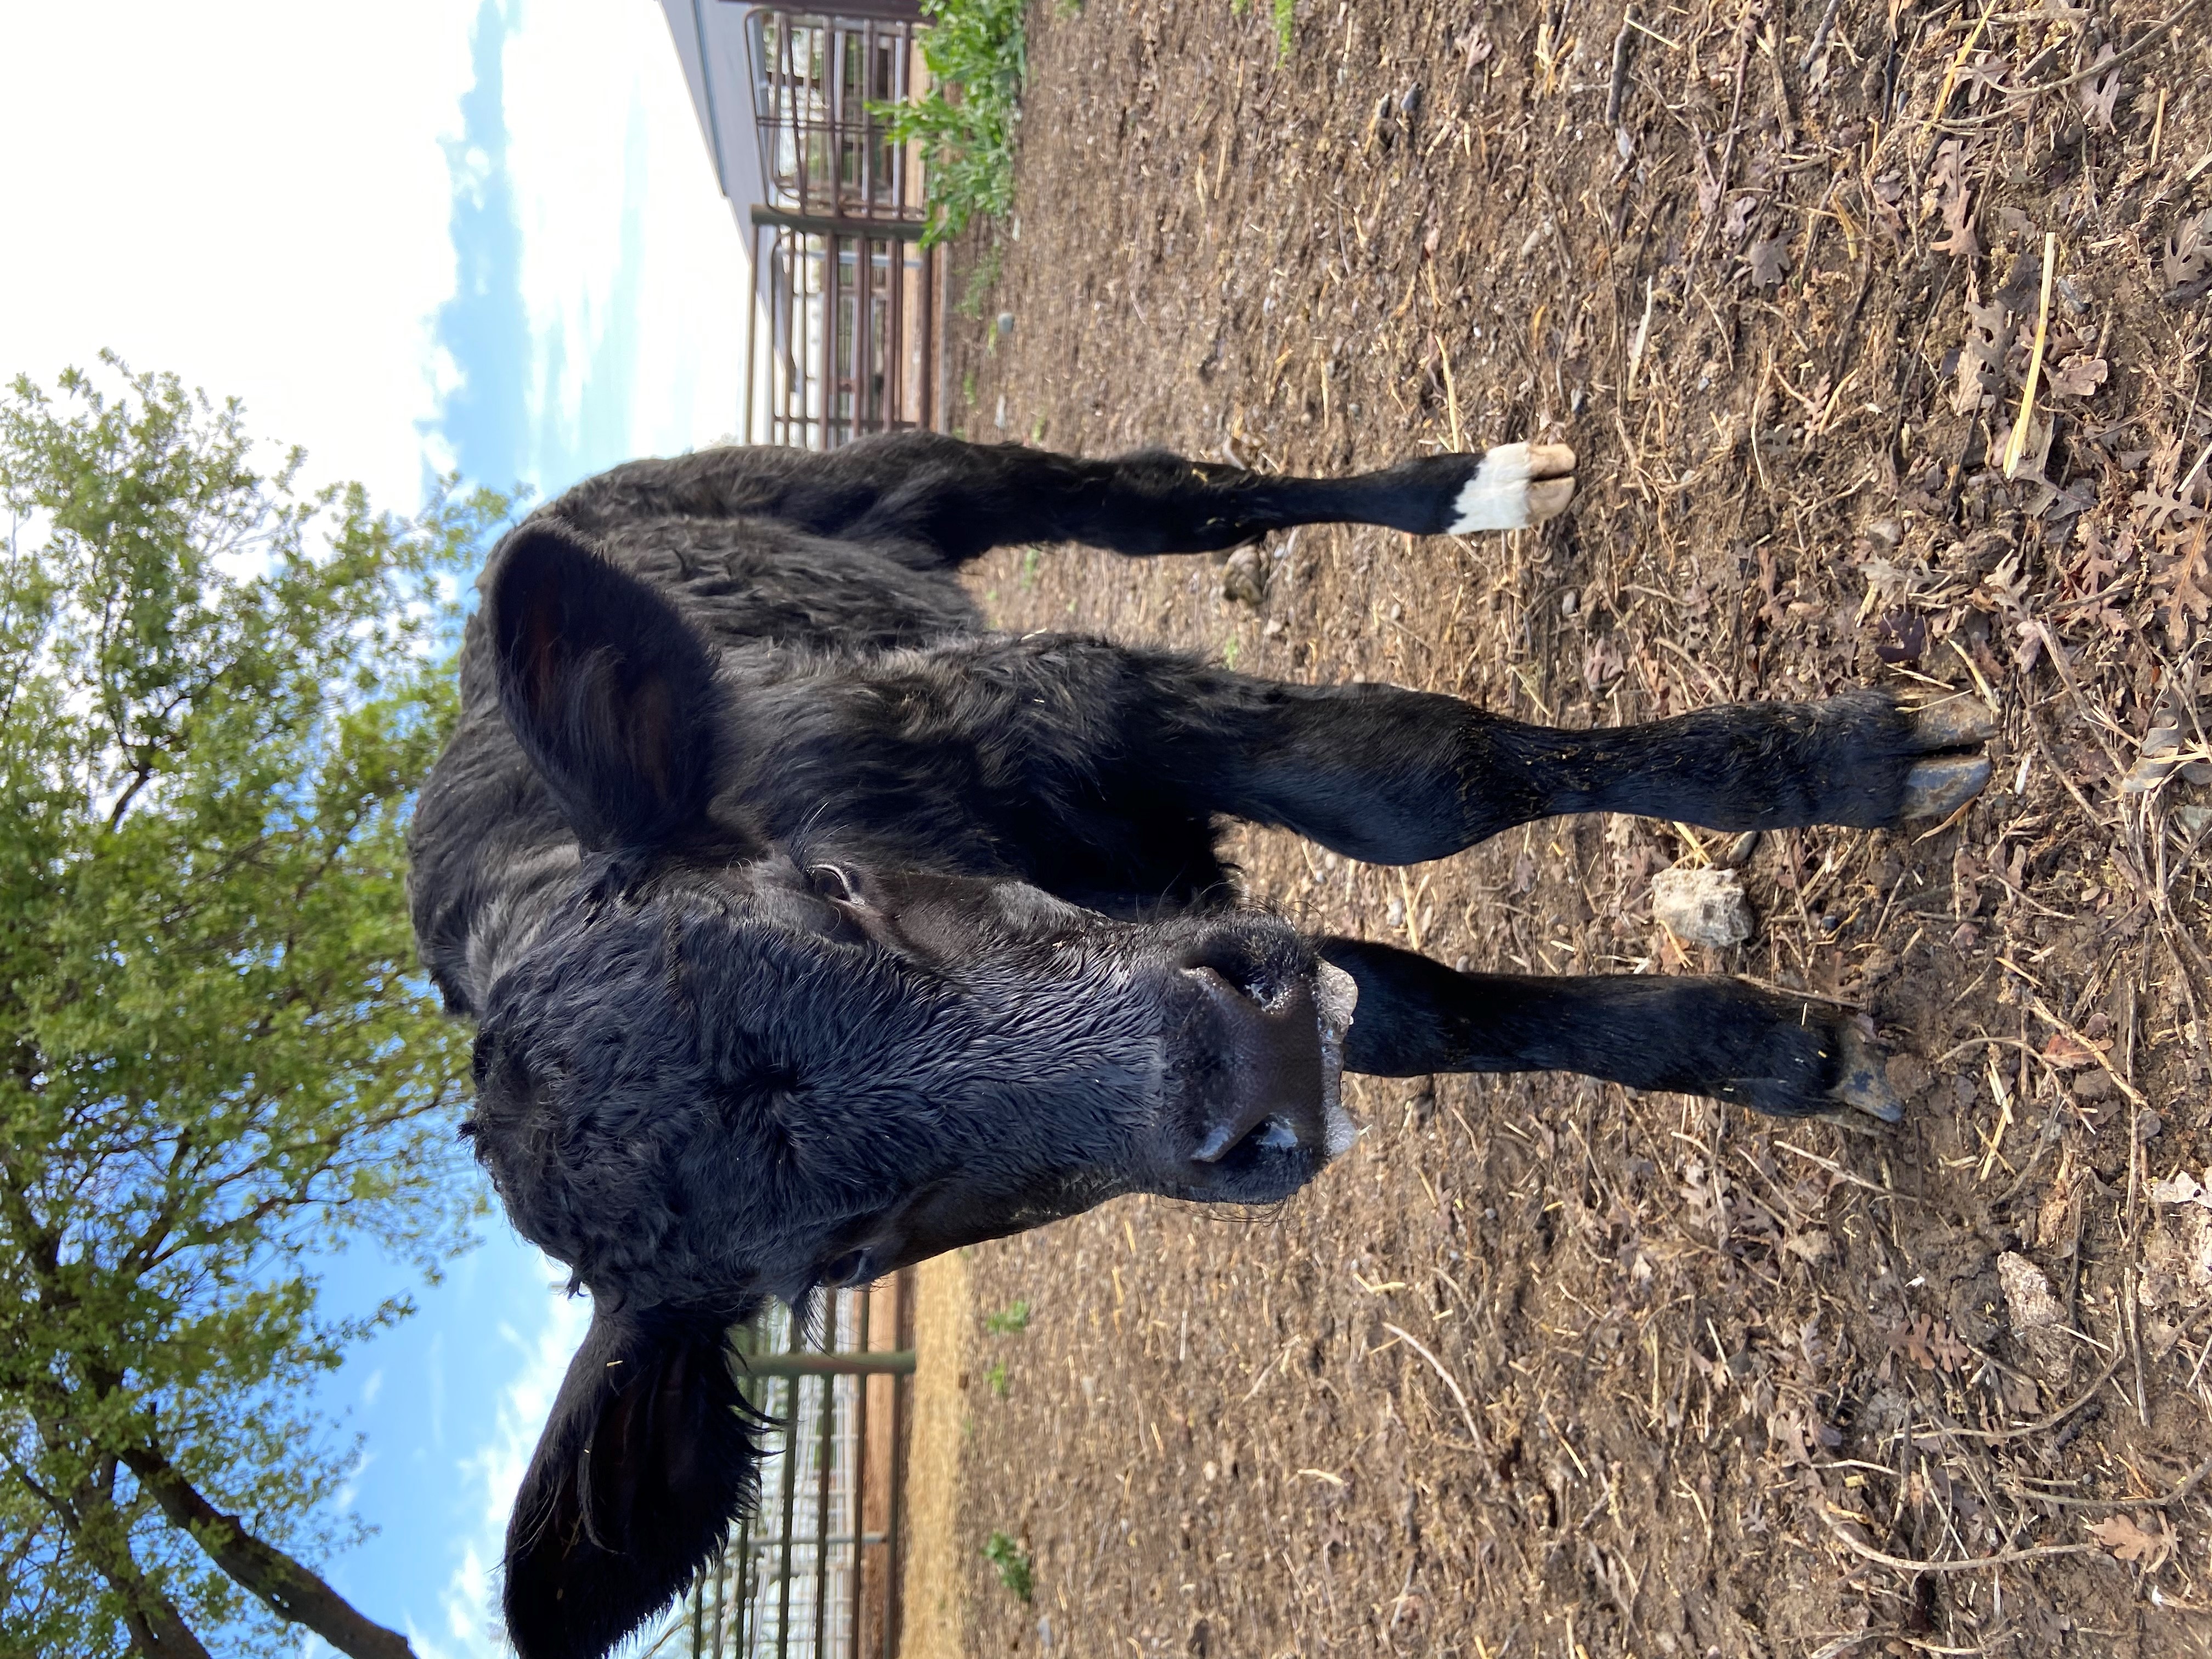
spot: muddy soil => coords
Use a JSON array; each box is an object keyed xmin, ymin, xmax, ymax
[{"xmin": 932, "ymin": 1, "xmax": 2212, "ymax": 1654}]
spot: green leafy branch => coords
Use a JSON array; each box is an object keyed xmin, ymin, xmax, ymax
[{"xmin": 869, "ymin": 0, "xmax": 1028, "ymax": 245}]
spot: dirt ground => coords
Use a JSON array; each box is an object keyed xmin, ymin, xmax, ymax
[{"xmin": 924, "ymin": 0, "xmax": 2212, "ymax": 1654}]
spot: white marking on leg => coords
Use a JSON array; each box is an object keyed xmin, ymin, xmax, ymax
[
  {"xmin": 1445, "ymin": 441, "xmax": 1576, "ymax": 533},
  {"xmin": 1447, "ymin": 443, "xmax": 1535, "ymax": 532}
]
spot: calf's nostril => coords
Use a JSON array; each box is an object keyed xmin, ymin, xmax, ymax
[
  {"xmin": 1177, "ymin": 947, "xmax": 1278, "ymax": 1008},
  {"xmin": 1192, "ymin": 1113, "xmax": 1299, "ymax": 1165}
]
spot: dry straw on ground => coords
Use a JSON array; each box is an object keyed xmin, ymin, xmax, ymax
[{"xmin": 925, "ymin": 0, "xmax": 2212, "ymax": 1652}]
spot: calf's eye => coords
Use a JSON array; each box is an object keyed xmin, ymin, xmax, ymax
[
  {"xmin": 806, "ymin": 864, "xmax": 862, "ymax": 904},
  {"xmin": 821, "ymin": 1249, "xmax": 871, "ymax": 1288}
]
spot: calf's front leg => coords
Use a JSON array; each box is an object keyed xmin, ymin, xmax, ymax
[{"xmin": 1318, "ymin": 938, "xmax": 1901, "ymax": 1124}]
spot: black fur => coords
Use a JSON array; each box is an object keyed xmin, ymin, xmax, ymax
[{"xmin": 407, "ymin": 433, "xmax": 1960, "ymax": 1659}]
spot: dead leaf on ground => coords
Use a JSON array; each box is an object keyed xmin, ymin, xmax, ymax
[
  {"xmin": 1930, "ymin": 145, "xmax": 1979, "ymax": 261},
  {"xmin": 2046, "ymin": 352, "xmax": 2107, "ymax": 398},
  {"xmin": 1509, "ymin": 845, "xmax": 1537, "ymax": 895},
  {"xmin": 2165, "ymin": 210, "xmax": 2212, "ymax": 301},
  {"xmin": 1961, "ymin": 50, "xmax": 2009, "ymax": 104},
  {"xmin": 1954, "ymin": 297, "xmax": 2015, "ymax": 414},
  {"xmin": 2123, "ymin": 662, "xmax": 2212, "ymax": 791},
  {"xmin": 1935, "ymin": 195, "xmax": 1979, "ymax": 261},
  {"xmin": 2148, "ymin": 1169, "xmax": 2212, "ymax": 1207},
  {"xmin": 2078, "ymin": 46, "xmax": 2122, "ymax": 132},
  {"xmin": 2040, "ymin": 1031, "xmax": 2103, "ymax": 1069},
  {"xmin": 1892, "ymin": 1313, "xmax": 1971, "ymax": 1374},
  {"xmin": 2087, "ymin": 1513, "xmax": 2172, "ymax": 1569},
  {"xmin": 2149, "ymin": 521, "xmax": 2212, "ymax": 644}
]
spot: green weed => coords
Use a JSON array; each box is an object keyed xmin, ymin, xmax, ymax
[
  {"xmin": 985, "ymin": 1358, "xmax": 1010, "ymax": 1396},
  {"xmin": 1231, "ymin": 0, "xmax": 1296, "ymax": 59},
  {"xmin": 985, "ymin": 1298, "xmax": 1032, "ymax": 1333},
  {"xmin": 871, "ymin": 0, "xmax": 1027, "ymax": 245},
  {"xmin": 983, "ymin": 1531, "xmax": 1034, "ymax": 1600},
  {"xmin": 957, "ymin": 241, "xmax": 1005, "ymax": 319}
]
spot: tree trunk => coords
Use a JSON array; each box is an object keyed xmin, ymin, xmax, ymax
[
  {"xmin": 119, "ymin": 1446, "xmax": 420, "ymax": 1659},
  {"xmin": 115, "ymin": 1598, "xmax": 217, "ymax": 1659},
  {"xmin": 32, "ymin": 1464, "xmax": 216, "ymax": 1659}
]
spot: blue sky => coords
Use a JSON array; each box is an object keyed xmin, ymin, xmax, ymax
[
  {"xmin": 1, "ymin": 3, "xmax": 748, "ymax": 1654},
  {"xmin": 320, "ymin": 5, "xmax": 750, "ymax": 1653}
]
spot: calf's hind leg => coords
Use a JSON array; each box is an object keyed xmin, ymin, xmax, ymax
[
  {"xmin": 594, "ymin": 431, "xmax": 1581, "ymax": 564},
  {"xmin": 1197, "ymin": 679, "xmax": 1994, "ymax": 862}
]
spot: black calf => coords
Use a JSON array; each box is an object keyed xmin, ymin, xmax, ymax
[{"xmin": 407, "ymin": 432, "xmax": 1990, "ymax": 1659}]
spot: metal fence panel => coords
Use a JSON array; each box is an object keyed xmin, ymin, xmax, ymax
[
  {"xmin": 657, "ymin": 1274, "xmax": 912, "ymax": 1659},
  {"xmin": 739, "ymin": 8, "xmax": 939, "ymax": 450}
]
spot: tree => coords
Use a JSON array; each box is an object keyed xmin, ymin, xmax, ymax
[{"xmin": 0, "ymin": 357, "xmax": 510, "ymax": 1658}]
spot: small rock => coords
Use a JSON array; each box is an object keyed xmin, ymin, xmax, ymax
[
  {"xmin": 1651, "ymin": 866, "xmax": 1753, "ymax": 949},
  {"xmin": 1997, "ymin": 1250, "xmax": 2074, "ymax": 1374},
  {"xmin": 2143, "ymin": 1212, "xmax": 2212, "ymax": 1309},
  {"xmin": 995, "ymin": 311, "xmax": 1015, "ymax": 336},
  {"xmin": 1221, "ymin": 546, "xmax": 1267, "ymax": 605},
  {"xmin": 1998, "ymin": 1252, "xmax": 2063, "ymax": 1330}
]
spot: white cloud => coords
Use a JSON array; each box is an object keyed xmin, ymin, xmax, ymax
[
  {"xmin": 620, "ymin": 14, "xmax": 752, "ymax": 456},
  {"xmin": 422, "ymin": 1262, "xmax": 591, "ymax": 1659},
  {"xmin": 0, "ymin": 4, "xmax": 477, "ymax": 513},
  {"xmin": 499, "ymin": 0, "xmax": 748, "ymax": 480}
]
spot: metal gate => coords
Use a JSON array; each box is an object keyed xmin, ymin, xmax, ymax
[
  {"xmin": 658, "ymin": 1274, "xmax": 915, "ymax": 1659},
  {"xmin": 739, "ymin": 5, "xmax": 939, "ymax": 449}
]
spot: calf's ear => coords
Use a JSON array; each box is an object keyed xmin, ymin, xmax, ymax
[
  {"xmin": 504, "ymin": 1306, "xmax": 765, "ymax": 1659},
  {"xmin": 487, "ymin": 520, "xmax": 721, "ymax": 850}
]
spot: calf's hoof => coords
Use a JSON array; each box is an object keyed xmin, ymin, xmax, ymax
[
  {"xmin": 1898, "ymin": 696, "xmax": 1997, "ymax": 821},
  {"xmin": 1447, "ymin": 441, "xmax": 1578, "ymax": 533},
  {"xmin": 1813, "ymin": 1019, "xmax": 1905, "ymax": 1132}
]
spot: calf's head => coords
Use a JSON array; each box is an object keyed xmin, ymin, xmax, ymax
[{"xmin": 470, "ymin": 523, "xmax": 1356, "ymax": 1659}]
